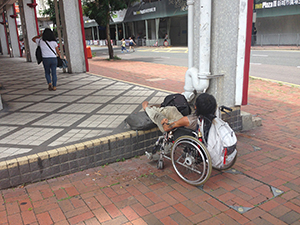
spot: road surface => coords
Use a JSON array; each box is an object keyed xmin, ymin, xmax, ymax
[{"xmin": 91, "ymin": 46, "xmax": 300, "ymax": 85}]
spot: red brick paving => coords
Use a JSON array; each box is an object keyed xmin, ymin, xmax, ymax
[{"xmin": 1, "ymin": 54, "xmax": 300, "ymax": 224}]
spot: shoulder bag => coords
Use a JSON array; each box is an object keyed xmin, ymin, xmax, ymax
[{"xmin": 35, "ymin": 40, "xmax": 43, "ymax": 64}]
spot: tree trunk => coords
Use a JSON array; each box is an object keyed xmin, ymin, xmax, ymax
[{"xmin": 106, "ymin": 19, "xmax": 113, "ymax": 59}]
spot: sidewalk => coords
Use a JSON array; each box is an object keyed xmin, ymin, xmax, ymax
[{"xmin": 1, "ymin": 55, "xmax": 300, "ymax": 224}]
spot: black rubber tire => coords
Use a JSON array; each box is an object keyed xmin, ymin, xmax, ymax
[{"xmin": 171, "ymin": 136, "xmax": 212, "ymax": 186}]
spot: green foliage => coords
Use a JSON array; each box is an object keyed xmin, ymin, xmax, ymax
[
  {"xmin": 40, "ymin": 0, "xmax": 57, "ymax": 25},
  {"xmin": 168, "ymin": 0, "xmax": 187, "ymax": 8},
  {"xmin": 82, "ymin": 0, "xmax": 133, "ymax": 27},
  {"xmin": 82, "ymin": 0, "xmax": 137, "ymax": 59}
]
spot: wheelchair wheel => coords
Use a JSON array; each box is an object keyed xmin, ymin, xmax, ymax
[{"xmin": 171, "ymin": 136, "xmax": 212, "ymax": 186}]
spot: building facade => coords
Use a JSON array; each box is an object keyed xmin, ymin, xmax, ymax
[
  {"xmin": 85, "ymin": 0, "xmax": 188, "ymax": 46},
  {"xmin": 254, "ymin": 0, "xmax": 300, "ymax": 45},
  {"xmin": 84, "ymin": 0, "xmax": 300, "ymax": 47}
]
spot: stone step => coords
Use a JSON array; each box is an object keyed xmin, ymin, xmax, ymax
[{"xmin": 241, "ymin": 111, "xmax": 262, "ymax": 131}]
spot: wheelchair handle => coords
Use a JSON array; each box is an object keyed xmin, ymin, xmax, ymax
[{"xmin": 219, "ymin": 105, "xmax": 232, "ymax": 116}]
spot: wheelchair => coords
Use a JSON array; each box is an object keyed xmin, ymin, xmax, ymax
[{"xmin": 145, "ymin": 126, "xmax": 237, "ymax": 186}]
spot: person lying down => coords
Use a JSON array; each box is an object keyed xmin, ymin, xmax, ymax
[{"xmin": 142, "ymin": 93, "xmax": 217, "ymax": 133}]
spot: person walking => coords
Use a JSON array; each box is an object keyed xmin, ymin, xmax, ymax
[
  {"xmin": 121, "ymin": 38, "xmax": 128, "ymax": 53},
  {"xmin": 164, "ymin": 33, "xmax": 168, "ymax": 41},
  {"xmin": 19, "ymin": 39, "xmax": 24, "ymax": 57},
  {"xmin": 32, "ymin": 28, "xmax": 61, "ymax": 91},
  {"xmin": 129, "ymin": 37, "xmax": 136, "ymax": 52}
]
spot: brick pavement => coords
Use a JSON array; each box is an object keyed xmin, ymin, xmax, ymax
[{"xmin": 1, "ymin": 55, "xmax": 300, "ymax": 224}]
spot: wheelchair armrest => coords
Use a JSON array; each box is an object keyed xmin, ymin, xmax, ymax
[{"xmin": 171, "ymin": 127, "xmax": 198, "ymax": 141}]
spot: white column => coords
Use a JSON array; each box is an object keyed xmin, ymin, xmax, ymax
[
  {"xmin": 60, "ymin": 0, "xmax": 86, "ymax": 73},
  {"xmin": 115, "ymin": 24, "xmax": 118, "ymax": 40},
  {"xmin": 7, "ymin": 4, "xmax": 21, "ymax": 57},
  {"xmin": 21, "ymin": 0, "xmax": 39, "ymax": 62},
  {"xmin": 96, "ymin": 26, "xmax": 99, "ymax": 41},
  {"xmin": 122, "ymin": 23, "xmax": 125, "ymax": 39},
  {"xmin": 145, "ymin": 20, "xmax": 148, "ymax": 41},
  {"xmin": 187, "ymin": 0, "xmax": 194, "ymax": 69},
  {"xmin": 92, "ymin": 26, "xmax": 95, "ymax": 41},
  {"xmin": 150, "ymin": 20, "xmax": 155, "ymax": 39},
  {"xmin": 131, "ymin": 22, "xmax": 134, "ymax": 37}
]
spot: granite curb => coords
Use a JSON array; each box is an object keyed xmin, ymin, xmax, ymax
[{"xmin": 0, "ymin": 128, "xmax": 160, "ymax": 190}]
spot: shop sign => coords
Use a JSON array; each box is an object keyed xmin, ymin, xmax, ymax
[
  {"xmin": 15, "ymin": 5, "xmax": 19, "ymax": 13},
  {"xmin": 133, "ymin": 7, "xmax": 156, "ymax": 15},
  {"xmin": 256, "ymin": 0, "xmax": 300, "ymax": 9},
  {"xmin": 111, "ymin": 9, "xmax": 127, "ymax": 23}
]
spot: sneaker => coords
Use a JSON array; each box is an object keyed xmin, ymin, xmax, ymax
[
  {"xmin": 145, "ymin": 151, "xmax": 160, "ymax": 161},
  {"xmin": 145, "ymin": 151, "xmax": 153, "ymax": 160}
]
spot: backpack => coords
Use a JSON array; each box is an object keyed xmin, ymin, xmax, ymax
[
  {"xmin": 199, "ymin": 117, "xmax": 237, "ymax": 169},
  {"xmin": 125, "ymin": 111, "xmax": 156, "ymax": 130},
  {"xmin": 161, "ymin": 94, "xmax": 191, "ymax": 116}
]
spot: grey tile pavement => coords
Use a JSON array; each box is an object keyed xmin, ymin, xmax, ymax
[{"xmin": 0, "ymin": 56, "xmax": 170, "ymax": 163}]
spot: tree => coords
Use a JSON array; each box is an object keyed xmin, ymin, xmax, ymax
[
  {"xmin": 83, "ymin": 0, "xmax": 136, "ymax": 59},
  {"xmin": 168, "ymin": 0, "xmax": 187, "ymax": 9},
  {"xmin": 40, "ymin": 0, "xmax": 60, "ymax": 37},
  {"xmin": 40, "ymin": 0, "xmax": 56, "ymax": 25}
]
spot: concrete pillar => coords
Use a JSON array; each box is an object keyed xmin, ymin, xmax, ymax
[
  {"xmin": 91, "ymin": 26, "xmax": 94, "ymax": 41},
  {"xmin": 191, "ymin": 0, "xmax": 248, "ymax": 107},
  {"xmin": 150, "ymin": 20, "xmax": 155, "ymax": 39},
  {"xmin": 20, "ymin": 0, "xmax": 39, "ymax": 62},
  {"xmin": 131, "ymin": 22, "xmax": 134, "ymax": 37},
  {"xmin": 60, "ymin": 1, "xmax": 86, "ymax": 73},
  {"xmin": 145, "ymin": 20, "xmax": 148, "ymax": 40},
  {"xmin": 122, "ymin": 23, "xmax": 125, "ymax": 39},
  {"xmin": 115, "ymin": 24, "xmax": 118, "ymax": 41},
  {"xmin": 0, "ymin": 14, "xmax": 9, "ymax": 55},
  {"xmin": 96, "ymin": 26, "xmax": 99, "ymax": 41},
  {"xmin": 7, "ymin": 4, "xmax": 21, "ymax": 57}
]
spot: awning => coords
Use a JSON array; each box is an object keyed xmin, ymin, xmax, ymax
[
  {"xmin": 84, "ymin": 20, "xmax": 98, "ymax": 28},
  {"xmin": 123, "ymin": 0, "xmax": 187, "ymax": 23}
]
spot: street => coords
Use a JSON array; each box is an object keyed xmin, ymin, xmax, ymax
[
  {"xmin": 91, "ymin": 46, "xmax": 300, "ymax": 85},
  {"xmin": 249, "ymin": 50, "xmax": 300, "ymax": 85}
]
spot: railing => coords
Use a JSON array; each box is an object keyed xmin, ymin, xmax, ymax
[
  {"xmin": 252, "ymin": 33, "xmax": 300, "ymax": 47},
  {"xmin": 86, "ymin": 39, "xmax": 171, "ymax": 47}
]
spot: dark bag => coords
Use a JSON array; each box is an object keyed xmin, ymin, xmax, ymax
[
  {"xmin": 60, "ymin": 58, "xmax": 68, "ymax": 68},
  {"xmin": 57, "ymin": 57, "xmax": 63, "ymax": 67},
  {"xmin": 161, "ymin": 94, "xmax": 191, "ymax": 116},
  {"xmin": 125, "ymin": 111, "xmax": 156, "ymax": 130},
  {"xmin": 35, "ymin": 41, "xmax": 42, "ymax": 64}
]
